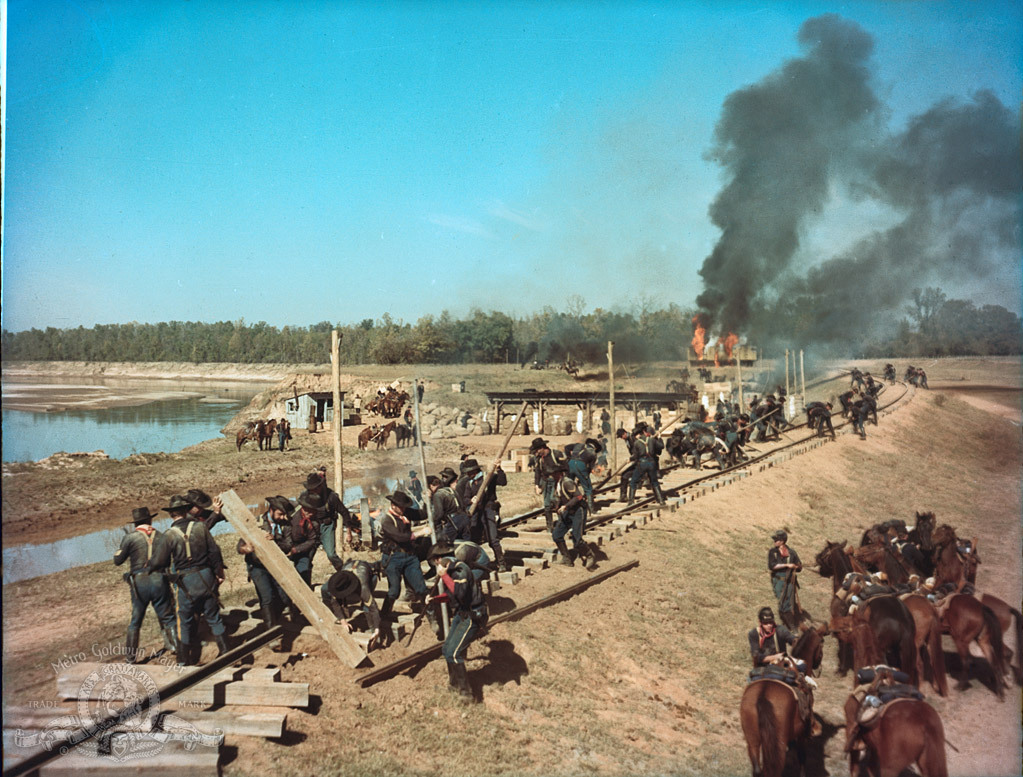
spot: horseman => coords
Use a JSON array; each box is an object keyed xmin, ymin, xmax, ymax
[{"xmin": 748, "ymin": 607, "xmax": 821, "ymax": 735}]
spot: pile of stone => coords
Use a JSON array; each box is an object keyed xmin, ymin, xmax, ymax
[{"xmin": 415, "ymin": 402, "xmax": 490, "ymax": 439}]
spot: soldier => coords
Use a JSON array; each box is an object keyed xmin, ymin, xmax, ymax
[
  {"xmin": 838, "ymin": 388, "xmax": 859, "ymax": 419},
  {"xmin": 427, "ymin": 553, "xmax": 488, "ymax": 701},
  {"xmin": 568, "ymin": 439, "xmax": 600, "ymax": 514},
  {"xmin": 237, "ymin": 495, "xmax": 297, "ymax": 649},
  {"xmin": 550, "ymin": 462, "xmax": 597, "ymax": 570},
  {"xmin": 164, "ymin": 495, "xmax": 228, "ymax": 665},
  {"xmin": 430, "ymin": 468, "xmax": 470, "ymax": 543},
  {"xmin": 768, "ymin": 530, "xmax": 803, "ymax": 629},
  {"xmin": 628, "ymin": 425, "xmax": 665, "ymax": 505},
  {"xmin": 379, "ymin": 491, "xmax": 437, "ymax": 632},
  {"xmin": 883, "ymin": 363, "xmax": 896, "ymax": 382},
  {"xmin": 282, "ymin": 491, "xmax": 323, "ymax": 586},
  {"xmin": 805, "ymin": 401, "xmax": 835, "ymax": 439},
  {"xmin": 321, "ymin": 559, "xmax": 384, "ymax": 649},
  {"xmin": 299, "ymin": 469, "xmax": 354, "ymax": 567},
  {"xmin": 277, "ymin": 419, "xmax": 290, "ymax": 451},
  {"xmin": 748, "ymin": 606, "xmax": 798, "ymax": 668},
  {"xmin": 652, "ymin": 409, "xmax": 662, "ymax": 432},
  {"xmin": 531, "ymin": 437, "xmax": 563, "ymax": 532},
  {"xmin": 615, "ymin": 427, "xmax": 638, "ymax": 503},
  {"xmin": 850, "ymin": 368, "xmax": 864, "ymax": 389},
  {"xmin": 849, "ymin": 399, "xmax": 868, "ymax": 440},
  {"xmin": 114, "ymin": 507, "xmax": 179, "ymax": 663},
  {"xmin": 407, "ymin": 470, "xmax": 424, "ymax": 506},
  {"xmin": 600, "ymin": 408, "xmax": 611, "ymax": 436},
  {"xmin": 461, "ymin": 458, "xmax": 510, "ymax": 572}
]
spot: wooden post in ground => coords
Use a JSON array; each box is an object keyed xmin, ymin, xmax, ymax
[
  {"xmin": 360, "ymin": 497, "xmax": 373, "ymax": 550},
  {"xmin": 217, "ymin": 490, "xmax": 368, "ymax": 668},
  {"xmin": 785, "ymin": 349, "xmax": 790, "ymax": 396},
  {"xmin": 800, "ymin": 350, "xmax": 806, "ymax": 397},
  {"xmin": 607, "ymin": 341, "xmax": 616, "ymax": 474},
  {"xmin": 411, "ymin": 379, "xmax": 448, "ymax": 632},
  {"xmin": 468, "ymin": 401, "xmax": 528, "ymax": 517},
  {"xmin": 331, "ymin": 331, "xmax": 344, "ymax": 501},
  {"xmin": 736, "ymin": 356, "xmax": 744, "ymax": 413}
]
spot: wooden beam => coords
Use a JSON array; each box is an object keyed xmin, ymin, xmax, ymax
[
  {"xmin": 331, "ymin": 330, "xmax": 345, "ymax": 502},
  {"xmin": 4, "ymin": 706, "xmax": 288, "ymax": 739},
  {"xmin": 217, "ymin": 489, "xmax": 368, "ymax": 668}
]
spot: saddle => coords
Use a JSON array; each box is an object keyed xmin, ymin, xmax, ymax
[{"xmin": 748, "ymin": 664, "xmax": 813, "ymax": 725}]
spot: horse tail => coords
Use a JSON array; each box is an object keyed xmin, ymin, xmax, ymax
[
  {"xmin": 917, "ymin": 705, "xmax": 949, "ymax": 777},
  {"xmin": 1010, "ymin": 606, "xmax": 1023, "ymax": 685},
  {"xmin": 927, "ymin": 615, "xmax": 949, "ymax": 696},
  {"xmin": 756, "ymin": 692, "xmax": 782, "ymax": 777},
  {"xmin": 981, "ymin": 604, "xmax": 1007, "ymax": 696}
]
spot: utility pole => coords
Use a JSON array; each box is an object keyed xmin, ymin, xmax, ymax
[
  {"xmin": 800, "ymin": 350, "xmax": 806, "ymax": 397},
  {"xmin": 607, "ymin": 341, "xmax": 616, "ymax": 473},
  {"xmin": 785, "ymin": 349, "xmax": 790, "ymax": 396},
  {"xmin": 331, "ymin": 331, "xmax": 344, "ymax": 500}
]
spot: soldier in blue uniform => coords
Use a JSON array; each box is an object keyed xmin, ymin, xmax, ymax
[
  {"xmin": 768, "ymin": 530, "xmax": 803, "ymax": 629},
  {"xmin": 531, "ymin": 437, "xmax": 564, "ymax": 532},
  {"xmin": 428, "ymin": 554, "xmax": 489, "ymax": 700},
  {"xmin": 628, "ymin": 426, "xmax": 665, "ymax": 505}
]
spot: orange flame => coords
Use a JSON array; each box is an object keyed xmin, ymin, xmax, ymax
[
  {"xmin": 691, "ymin": 316, "xmax": 706, "ymax": 360},
  {"xmin": 723, "ymin": 332, "xmax": 739, "ymax": 360}
]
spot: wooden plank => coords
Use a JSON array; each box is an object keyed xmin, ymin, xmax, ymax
[
  {"xmin": 178, "ymin": 682, "xmax": 309, "ymax": 708},
  {"xmin": 55, "ymin": 664, "xmax": 279, "ymax": 701},
  {"xmin": 218, "ymin": 489, "xmax": 368, "ymax": 668},
  {"xmin": 4, "ymin": 707, "xmax": 287, "ymax": 739},
  {"xmin": 39, "ymin": 748, "xmax": 219, "ymax": 777}
]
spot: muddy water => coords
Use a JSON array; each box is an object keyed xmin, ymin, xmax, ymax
[{"xmin": 1, "ymin": 377, "xmax": 271, "ymax": 462}]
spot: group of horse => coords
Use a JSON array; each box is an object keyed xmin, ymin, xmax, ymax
[
  {"xmin": 363, "ymin": 389, "xmax": 409, "ymax": 419},
  {"xmin": 356, "ymin": 420, "xmax": 415, "ymax": 450},
  {"xmin": 742, "ymin": 511, "xmax": 1020, "ymax": 777},
  {"xmin": 235, "ymin": 418, "xmax": 290, "ymax": 452}
]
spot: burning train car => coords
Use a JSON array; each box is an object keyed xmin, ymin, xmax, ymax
[{"xmin": 688, "ymin": 318, "xmax": 757, "ymax": 367}]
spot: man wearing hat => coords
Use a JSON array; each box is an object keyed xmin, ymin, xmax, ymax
[
  {"xmin": 378, "ymin": 491, "xmax": 435, "ymax": 628},
  {"xmin": 407, "ymin": 470, "xmax": 423, "ymax": 505},
  {"xmin": 748, "ymin": 606, "xmax": 798, "ymax": 667},
  {"xmin": 427, "ymin": 552, "xmax": 488, "ymax": 701},
  {"xmin": 320, "ymin": 558, "xmax": 384, "ymax": 649},
  {"xmin": 164, "ymin": 495, "xmax": 228, "ymax": 665},
  {"xmin": 768, "ymin": 530, "xmax": 803, "ymax": 629},
  {"xmin": 237, "ymin": 496, "xmax": 297, "ymax": 645},
  {"xmin": 530, "ymin": 438, "xmax": 563, "ymax": 532},
  {"xmin": 805, "ymin": 401, "xmax": 835, "ymax": 439},
  {"xmin": 568, "ymin": 440, "xmax": 600, "ymax": 515},
  {"xmin": 460, "ymin": 458, "xmax": 510, "ymax": 572},
  {"xmin": 429, "ymin": 469, "xmax": 470, "ymax": 544},
  {"xmin": 286, "ymin": 491, "xmax": 324, "ymax": 586},
  {"xmin": 628, "ymin": 425, "xmax": 665, "ymax": 506},
  {"xmin": 549, "ymin": 460, "xmax": 597, "ymax": 570},
  {"xmin": 185, "ymin": 488, "xmax": 225, "ymax": 530},
  {"xmin": 299, "ymin": 469, "xmax": 353, "ymax": 569},
  {"xmin": 113, "ymin": 507, "xmax": 180, "ymax": 663}
]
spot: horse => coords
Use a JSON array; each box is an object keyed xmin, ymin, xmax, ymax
[
  {"xmin": 843, "ymin": 694, "xmax": 948, "ymax": 777},
  {"xmin": 374, "ymin": 420, "xmax": 397, "ymax": 449},
  {"xmin": 235, "ymin": 421, "xmax": 260, "ymax": 452},
  {"xmin": 834, "ymin": 595, "xmax": 918, "ymax": 687},
  {"xmin": 258, "ymin": 418, "xmax": 277, "ymax": 451},
  {"xmin": 358, "ymin": 425, "xmax": 377, "ymax": 450},
  {"xmin": 931, "ymin": 524, "xmax": 976, "ymax": 592},
  {"xmin": 816, "ymin": 541, "xmax": 865, "ymax": 674},
  {"xmin": 907, "ymin": 511, "xmax": 937, "ymax": 574},
  {"xmin": 901, "ymin": 594, "xmax": 949, "ymax": 696},
  {"xmin": 739, "ymin": 627, "xmax": 824, "ymax": 777},
  {"xmin": 853, "ymin": 542, "xmax": 921, "ymax": 583},
  {"xmin": 941, "ymin": 593, "xmax": 1009, "ymax": 699},
  {"xmin": 394, "ymin": 424, "xmax": 415, "ymax": 448}
]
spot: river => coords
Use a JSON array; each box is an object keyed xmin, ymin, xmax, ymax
[{"xmin": 1, "ymin": 377, "xmax": 270, "ymax": 462}]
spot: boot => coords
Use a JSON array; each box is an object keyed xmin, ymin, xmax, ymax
[
  {"xmin": 215, "ymin": 634, "xmax": 231, "ymax": 657},
  {"xmin": 125, "ymin": 629, "xmax": 141, "ymax": 664},
  {"xmin": 446, "ymin": 661, "xmax": 459, "ymax": 692},
  {"xmin": 160, "ymin": 626, "xmax": 180, "ymax": 659},
  {"xmin": 554, "ymin": 539, "xmax": 574, "ymax": 566},
  {"xmin": 380, "ymin": 596, "xmax": 396, "ymax": 620},
  {"xmin": 178, "ymin": 642, "xmax": 198, "ymax": 667},
  {"xmin": 492, "ymin": 546, "xmax": 510, "ymax": 573},
  {"xmin": 452, "ymin": 662, "xmax": 474, "ymax": 701},
  {"xmin": 544, "ymin": 509, "xmax": 554, "ymax": 533},
  {"xmin": 424, "ymin": 606, "xmax": 443, "ymax": 641},
  {"xmin": 780, "ymin": 609, "xmax": 799, "ymax": 630},
  {"xmin": 626, "ymin": 483, "xmax": 636, "ymax": 506},
  {"xmin": 579, "ymin": 543, "xmax": 598, "ymax": 571},
  {"xmin": 262, "ymin": 605, "xmax": 283, "ymax": 650},
  {"xmin": 652, "ymin": 481, "xmax": 666, "ymax": 506},
  {"xmin": 587, "ymin": 497, "xmax": 598, "ymax": 515}
]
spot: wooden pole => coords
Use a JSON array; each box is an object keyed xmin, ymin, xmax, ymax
[
  {"xmin": 331, "ymin": 331, "xmax": 344, "ymax": 500},
  {"xmin": 785, "ymin": 349, "xmax": 790, "ymax": 396},
  {"xmin": 800, "ymin": 350, "xmax": 806, "ymax": 396},
  {"xmin": 411, "ymin": 378, "xmax": 448, "ymax": 633},
  {"xmin": 468, "ymin": 401, "xmax": 528, "ymax": 516},
  {"xmin": 217, "ymin": 490, "xmax": 368, "ymax": 667},
  {"xmin": 607, "ymin": 341, "xmax": 616, "ymax": 473},
  {"xmin": 736, "ymin": 356, "xmax": 744, "ymax": 413}
]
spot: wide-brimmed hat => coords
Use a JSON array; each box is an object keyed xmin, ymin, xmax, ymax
[
  {"xmin": 529, "ymin": 437, "xmax": 549, "ymax": 452},
  {"xmin": 266, "ymin": 495, "xmax": 295, "ymax": 516},
  {"xmin": 162, "ymin": 495, "xmax": 193, "ymax": 513},
  {"xmin": 772, "ymin": 530, "xmax": 788, "ymax": 543},
  {"xmin": 460, "ymin": 458, "xmax": 481, "ymax": 475},
  {"xmin": 325, "ymin": 571, "xmax": 361, "ymax": 605},
  {"xmin": 409, "ymin": 470, "xmax": 417, "ymax": 477},
  {"xmin": 386, "ymin": 491, "xmax": 414, "ymax": 510},
  {"xmin": 758, "ymin": 607, "xmax": 775, "ymax": 624},
  {"xmin": 439, "ymin": 467, "xmax": 458, "ymax": 485},
  {"xmin": 298, "ymin": 491, "xmax": 325, "ymax": 513},
  {"xmin": 132, "ymin": 507, "xmax": 159, "ymax": 524},
  {"xmin": 185, "ymin": 488, "xmax": 213, "ymax": 510},
  {"xmin": 304, "ymin": 472, "xmax": 325, "ymax": 490}
]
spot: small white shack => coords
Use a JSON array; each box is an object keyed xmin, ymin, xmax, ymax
[{"xmin": 285, "ymin": 391, "xmax": 355, "ymax": 430}]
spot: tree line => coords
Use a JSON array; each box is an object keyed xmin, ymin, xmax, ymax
[{"xmin": 1, "ymin": 292, "xmax": 1018, "ymax": 364}]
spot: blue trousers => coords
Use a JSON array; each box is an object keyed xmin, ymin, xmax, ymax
[
  {"xmin": 442, "ymin": 607, "xmax": 488, "ymax": 664},
  {"xmin": 249, "ymin": 563, "xmax": 291, "ymax": 609},
  {"xmin": 127, "ymin": 571, "xmax": 177, "ymax": 632},
  {"xmin": 568, "ymin": 459, "xmax": 593, "ymax": 504},
  {"xmin": 383, "ymin": 550, "xmax": 427, "ymax": 600},
  {"xmin": 293, "ymin": 553, "xmax": 314, "ymax": 587},
  {"xmin": 630, "ymin": 457, "xmax": 660, "ymax": 490},
  {"xmin": 542, "ymin": 478, "xmax": 557, "ymax": 522},
  {"xmin": 772, "ymin": 574, "xmax": 797, "ymax": 615},
  {"xmin": 176, "ymin": 567, "xmax": 225, "ymax": 646},
  {"xmin": 320, "ymin": 521, "xmax": 342, "ymax": 571},
  {"xmin": 552, "ymin": 505, "xmax": 586, "ymax": 548}
]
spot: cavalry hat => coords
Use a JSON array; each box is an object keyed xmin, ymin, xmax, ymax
[
  {"xmin": 325, "ymin": 571, "xmax": 361, "ymax": 605},
  {"xmin": 132, "ymin": 507, "xmax": 159, "ymax": 523},
  {"xmin": 162, "ymin": 495, "xmax": 193, "ymax": 513},
  {"xmin": 529, "ymin": 437, "xmax": 549, "ymax": 452},
  {"xmin": 460, "ymin": 458, "xmax": 481, "ymax": 475},
  {"xmin": 772, "ymin": 530, "xmax": 788, "ymax": 542},
  {"xmin": 585, "ymin": 438, "xmax": 603, "ymax": 453},
  {"xmin": 409, "ymin": 470, "xmax": 417, "ymax": 477},
  {"xmin": 298, "ymin": 491, "xmax": 325, "ymax": 513},
  {"xmin": 386, "ymin": 491, "xmax": 414, "ymax": 510},
  {"xmin": 304, "ymin": 472, "xmax": 325, "ymax": 490},
  {"xmin": 266, "ymin": 495, "xmax": 295, "ymax": 516},
  {"xmin": 758, "ymin": 607, "xmax": 775, "ymax": 624},
  {"xmin": 439, "ymin": 467, "xmax": 459, "ymax": 485},
  {"xmin": 185, "ymin": 489, "xmax": 213, "ymax": 510}
]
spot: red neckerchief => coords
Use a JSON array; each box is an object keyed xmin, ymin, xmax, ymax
[
  {"xmin": 135, "ymin": 525, "xmax": 156, "ymax": 536},
  {"xmin": 297, "ymin": 510, "xmax": 314, "ymax": 534},
  {"xmin": 779, "ymin": 545, "xmax": 790, "ymax": 558},
  {"xmin": 758, "ymin": 624, "xmax": 776, "ymax": 649}
]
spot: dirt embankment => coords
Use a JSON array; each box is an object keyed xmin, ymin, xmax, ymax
[{"xmin": 1, "ymin": 361, "xmax": 313, "ymax": 382}]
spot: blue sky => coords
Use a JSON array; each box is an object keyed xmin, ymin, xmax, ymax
[{"xmin": 3, "ymin": 1, "xmax": 1021, "ymax": 332}]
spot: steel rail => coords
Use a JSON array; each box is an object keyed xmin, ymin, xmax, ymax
[
  {"xmin": 2, "ymin": 625, "xmax": 285, "ymax": 777},
  {"xmin": 353, "ymin": 560, "xmax": 640, "ymax": 688}
]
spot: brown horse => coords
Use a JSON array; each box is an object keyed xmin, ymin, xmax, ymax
[
  {"xmin": 235, "ymin": 421, "xmax": 260, "ymax": 452},
  {"xmin": 843, "ymin": 696, "xmax": 948, "ymax": 777},
  {"xmin": 834, "ymin": 595, "xmax": 918, "ymax": 687},
  {"xmin": 739, "ymin": 628, "xmax": 823, "ymax": 777},
  {"xmin": 941, "ymin": 593, "xmax": 1008, "ymax": 699},
  {"xmin": 901, "ymin": 594, "xmax": 949, "ymax": 696},
  {"xmin": 930, "ymin": 524, "xmax": 975, "ymax": 591},
  {"xmin": 357, "ymin": 425, "xmax": 377, "ymax": 450},
  {"xmin": 907, "ymin": 511, "xmax": 937, "ymax": 575},
  {"xmin": 258, "ymin": 418, "xmax": 277, "ymax": 451},
  {"xmin": 816, "ymin": 540, "xmax": 862, "ymax": 675},
  {"xmin": 374, "ymin": 420, "xmax": 397, "ymax": 449},
  {"xmin": 853, "ymin": 542, "xmax": 920, "ymax": 582}
]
